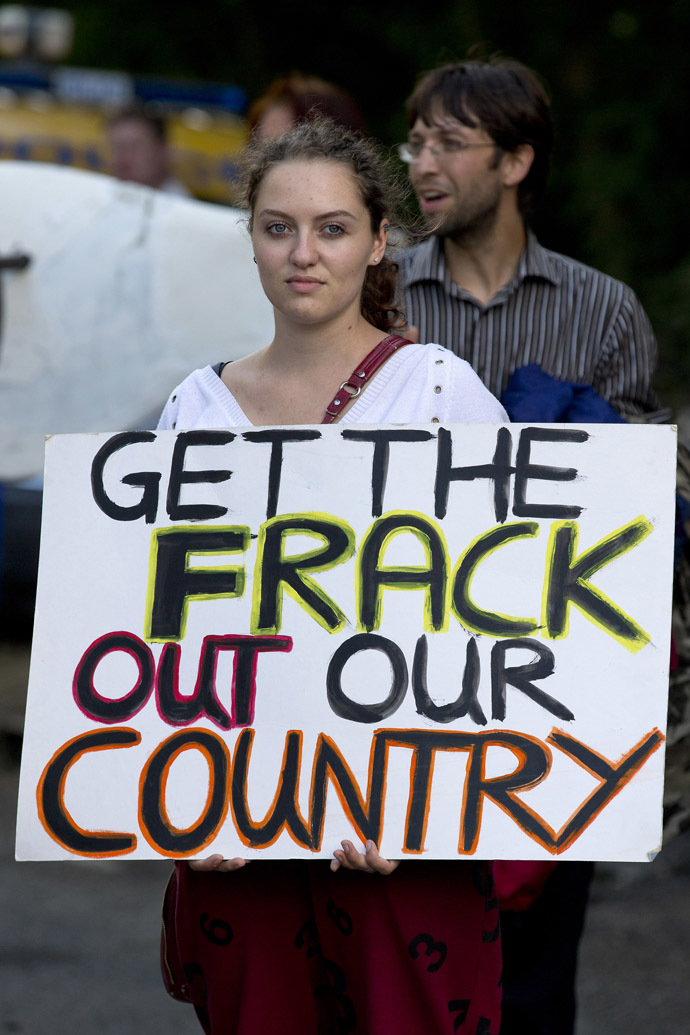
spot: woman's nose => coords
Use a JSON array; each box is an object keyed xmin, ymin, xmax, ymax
[{"xmin": 290, "ymin": 232, "xmax": 319, "ymax": 267}]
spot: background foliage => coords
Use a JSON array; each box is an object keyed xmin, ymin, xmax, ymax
[{"xmin": 58, "ymin": 0, "xmax": 690, "ymax": 410}]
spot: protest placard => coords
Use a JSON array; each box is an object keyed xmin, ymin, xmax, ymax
[{"xmin": 16, "ymin": 423, "xmax": 676, "ymax": 862}]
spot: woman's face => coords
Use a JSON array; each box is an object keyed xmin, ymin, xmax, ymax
[{"xmin": 251, "ymin": 159, "xmax": 386, "ymax": 331}]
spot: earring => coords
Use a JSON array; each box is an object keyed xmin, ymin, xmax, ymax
[{"xmin": 372, "ymin": 257, "xmax": 379, "ymax": 263}]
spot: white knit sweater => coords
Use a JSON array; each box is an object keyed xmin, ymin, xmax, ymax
[{"xmin": 158, "ymin": 343, "xmax": 508, "ymax": 431}]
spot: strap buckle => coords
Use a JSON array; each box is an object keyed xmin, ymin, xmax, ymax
[{"xmin": 338, "ymin": 380, "xmax": 362, "ymax": 399}]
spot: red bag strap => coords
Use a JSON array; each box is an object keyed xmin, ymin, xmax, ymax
[{"xmin": 322, "ymin": 334, "xmax": 413, "ymax": 424}]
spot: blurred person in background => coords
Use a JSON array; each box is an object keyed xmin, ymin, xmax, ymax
[
  {"xmin": 106, "ymin": 104, "xmax": 190, "ymax": 195},
  {"xmin": 399, "ymin": 58, "xmax": 663, "ymax": 422},
  {"xmin": 248, "ymin": 73, "xmax": 367, "ymax": 139}
]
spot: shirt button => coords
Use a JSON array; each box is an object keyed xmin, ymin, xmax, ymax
[
  {"xmin": 434, "ymin": 385, "xmax": 442, "ymax": 393},
  {"xmin": 431, "ymin": 417, "xmax": 440, "ymax": 423},
  {"xmin": 435, "ymin": 359, "xmax": 443, "ymax": 365}
]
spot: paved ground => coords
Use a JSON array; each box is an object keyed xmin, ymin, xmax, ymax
[
  {"xmin": 577, "ymin": 832, "xmax": 690, "ymax": 1033},
  {"xmin": 2, "ymin": 641, "xmax": 690, "ymax": 1034}
]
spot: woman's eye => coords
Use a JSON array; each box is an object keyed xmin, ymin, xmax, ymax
[
  {"xmin": 323, "ymin": 223, "xmax": 344, "ymax": 236},
  {"xmin": 267, "ymin": 222, "xmax": 289, "ymax": 234}
]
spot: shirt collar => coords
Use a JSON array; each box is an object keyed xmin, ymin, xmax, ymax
[
  {"xmin": 404, "ymin": 234, "xmax": 447, "ymax": 286},
  {"xmin": 405, "ymin": 228, "xmax": 561, "ymax": 292},
  {"xmin": 519, "ymin": 229, "xmax": 561, "ymax": 286}
]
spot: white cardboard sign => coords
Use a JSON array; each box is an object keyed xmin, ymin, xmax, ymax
[{"xmin": 16, "ymin": 423, "xmax": 676, "ymax": 862}]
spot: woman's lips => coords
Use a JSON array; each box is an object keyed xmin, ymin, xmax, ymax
[{"xmin": 286, "ymin": 276, "xmax": 323, "ymax": 293}]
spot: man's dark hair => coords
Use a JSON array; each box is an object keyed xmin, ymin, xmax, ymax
[{"xmin": 405, "ymin": 58, "xmax": 553, "ymax": 216}]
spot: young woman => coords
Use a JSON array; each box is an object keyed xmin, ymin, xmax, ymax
[{"xmin": 159, "ymin": 118, "xmax": 507, "ymax": 1034}]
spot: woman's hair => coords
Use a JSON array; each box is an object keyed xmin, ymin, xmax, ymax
[
  {"xmin": 239, "ymin": 117, "xmax": 408, "ymax": 332},
  {"xmin": 248, "ymin": 74, "xmax": 367, "ymax": 135}
]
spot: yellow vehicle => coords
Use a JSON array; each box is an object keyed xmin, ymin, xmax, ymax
[{"xmin": 0, "ymin": 60, "xmax": 249, "ymax": 204}]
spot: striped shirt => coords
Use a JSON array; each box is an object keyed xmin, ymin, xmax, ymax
[{"xmin": 400, "ymin": 231, "xmax": 665, "ymax": 421}]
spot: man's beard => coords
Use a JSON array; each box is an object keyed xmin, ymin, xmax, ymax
[{"xmin": 432, "ymin": 191, "xmax": 501, "ymax": 245}]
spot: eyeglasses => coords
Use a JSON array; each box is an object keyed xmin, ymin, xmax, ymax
[{"xmin": 397, "ymin": 139, "xmax": 497, "ymax": 163}]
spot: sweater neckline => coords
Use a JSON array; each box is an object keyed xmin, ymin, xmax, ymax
[{"xmin": 198, "ymin": 343, "xmax": 422, "ymax": 427}]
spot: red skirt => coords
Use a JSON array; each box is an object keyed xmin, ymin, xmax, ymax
[{"xmin": 163, "ymin": 858, "xmax": 501, "ymax": 1034}]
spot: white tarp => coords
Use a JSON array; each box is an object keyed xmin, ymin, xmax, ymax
[{"xmin": 0, "ymin": 162, "xmax": 273, "ymax": 481}]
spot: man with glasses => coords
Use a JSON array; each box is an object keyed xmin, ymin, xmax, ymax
[
  {"xmin": 399, "ymin": 57, "xmax": 664, "ymax": 1035},
  {"xmin": 399, "ymin": 57, "xmax": 663, "ymax": 422}
]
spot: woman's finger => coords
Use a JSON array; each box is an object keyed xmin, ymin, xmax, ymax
[
  {"xmin": 363, "ymin": 839, "xmax": 400, "ymax": 875},
  {"xmin": 330, "ymin": 839, "xmax": 399, "ymax": 875},
  {"xmin": 188, "ymin": 854, "xmax": 248, "ymax": 872}
]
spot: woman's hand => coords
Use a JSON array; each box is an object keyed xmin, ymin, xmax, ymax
[
  {"xmin": 330, "ymin": 839, "xmax": 399, "ymax": 875},
  {"xmin": 188, "ymin": 854, "xmax": 248, "ymax": 873}
]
